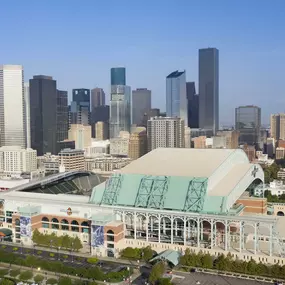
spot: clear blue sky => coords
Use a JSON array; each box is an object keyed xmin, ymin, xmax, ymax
[{"xmin": 1, "ymin": 0, "xmax": 285, "ymax": 126}]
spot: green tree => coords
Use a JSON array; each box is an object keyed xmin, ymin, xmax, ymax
[
  {"xmin": 142, "ymin": 246, "xmax": 153, "ymax": 261},
  {"xmin": 58, "ymin": 277, "xmax": 72, "ymax": 285},
  {"xmin": 157, "ymin": 278, "xmax": 172, "ymax": 285},
  {"xmin": 19, "ymin": 271, "xmax": 33, "ymax": 281},
  {"xmin": 32, "ymin": 229, "xmax": 42, "ymax": 244},
  {"xmin": 201, "ymin": 254, "xmax": 213, "ymax": 269},
  {"xmin": 0, "ymin": 269, "xmax": 8, "ymax": 277},
  {"xmin": 46, "ymin": 278, "xmax": 58, "ymax": 285},
  {"xmin": 0, "ymin": 279, "xmax": 14, "ymax": 285},
  {"xmin": 149, "ymin": 262, "xmax": 165, "ymax": 284},
  {"xmin": 10, "ymin": 269, "xmax": 20, "ymax": 277},
  {"xmin": 34, "ymin": 274, "xmax": 45, "ymax": 283},
  {"xmin": 73, "ymin": 236, "xmax": 83, "ymax": 251},
  {"xmin": 61, "ymin": 235, "xmax": 71, "ymax": 249}
]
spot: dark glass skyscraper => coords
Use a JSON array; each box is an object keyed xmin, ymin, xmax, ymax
[
  {"xmin": 186, "ymin": 82, "xmax": 199, "ymax": 128},
  {"xmin": 198, "ymin": 48, "xmax": 219, "ymax": 133},
  {"xmin": 29, "ymin": 75, "xmax": 57, "ymax": 155},
  {"xmin": 235, "ymin": 105, "xmax": 261, "ymax": 148},
  {"xmin": 70, "ymin": 88, "xmax": 90, "ymax": 125},
  {"xmin": 111, "ymin": 67, "xmax": 126, "ymax": 85},
  {"xmin": 57, "ymin": 90, "xmax": 68, "ymax": 142}
]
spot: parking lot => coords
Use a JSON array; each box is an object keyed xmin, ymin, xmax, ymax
[{"xmin": 172, "ymin": 272, "xmax": 272, "ymax": 285}]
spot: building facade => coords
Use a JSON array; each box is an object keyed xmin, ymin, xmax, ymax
[
  {"xmin": 57, "ymin": 90, "xmax": 68, "ymax": 143},
  {"xmin": 91, "ymin": 88, "xmax": 105, "ymax": 109},
  {"xmin": 271, "ymin": 113, "xmax": 285, "ymax": 141},
  {"xmin": 128, "ymin": 128, "xmax": 147, "ymax": 160},
  {"xmin": 0, "ymin": 146, "xmax": 37, "ymax": 175},
  {"xmin": 110, "ymin": 132, "xmax": 130, "ymax": 157},
  {"xmin": 95, "ymin": 121, "xmax": 109, "ymax": 140},
  {"xmin": 111, "ymin": 67, "xmax": 126, "ymax": 86},
  {"xmin": 215, "ymin": 130, "xmax": 239, "ymax": 149},
  {"xmin": 187, "ymin": 82, "xmax": 199, "ymax": 128},
  {"xmin": 68, "ymin": 124, "xmax": 92, "ymax": 150},
  {"xmin": 147, "ymin": 117, "xmax": 185, "ymax": 151},
  {"xmin": 131, "ymin": 88, "xmax": 151, "ymax": 126},
  {"xmin": 166, "ymin": 71, "xmax": 187, "ymax": 126},
  {"xmin": 30, "ymin": 75, "xmax": 57, "ymax": 155},
  {"xmin": 235, "ymin": 105, "xmax": 261, "ymax": 148},
  {"xmin": 199, "ymin": 48, "xmax": 219, "ymax": 133},
  {"xmin": 109, "ymin": 85, "xmax": 131, "ymax": 138},
  {"xmin": 24, "ymin": 83, "xmax": 31, "ymax": 148},
  {"xmin": 58, "ymin": 149, "xmax": 85, "ymax": 171},
  {"xmin": 0, "ymin": 65, "xmax": 26, "ymax": 148}
]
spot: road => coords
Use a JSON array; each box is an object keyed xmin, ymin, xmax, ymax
[{"xmin": 172, "ymin": 271, "xmax": 272, "ymax": 285}]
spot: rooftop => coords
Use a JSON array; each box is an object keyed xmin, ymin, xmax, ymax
[{"xmin": 166, "ymin": 70, "xmax": 185, "ymax": 78}]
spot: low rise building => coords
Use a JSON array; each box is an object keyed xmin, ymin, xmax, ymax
[
  {"xmin": 37, "ymin": 153, "xmax": 59, "ymax": 174},
  {"xmin": 85, "ymin": 140, "xmax": 110, "ymax": 157},
  {"xmin": 128, "ymin": 128, "xmax": 147, "ymax": 160},
  {"xmin": 110, "ymin": 132, "xmax": 130, "ymax": 157},
  {"xmin": 58, "ymin": 149, "xmax": 85, "ymax": 171},
  {"xmin": 276, "ymin": 147, "xmax": 285, "ymax": 160}
]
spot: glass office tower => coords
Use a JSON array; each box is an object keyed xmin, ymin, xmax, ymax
[
  {"xmin": 166, "ymin": 70, "xmax": 187, "ymax": 126},
  {"xmin": 111, "ymin": 67, "xmax": 126, "ymax": 86},
  {"xmin": 109, "ymin": 85, "xmax": 131, "ymax": 138},
  {"xmin": 235, "ymin": 105, "xmax": 261, "ymax": 147},
  {"xmin": 199, "ymin": 48, "xmax": 219, "ymax": 134}
]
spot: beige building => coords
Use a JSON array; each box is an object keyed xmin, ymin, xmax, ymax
[
  {"xmin": 192, "ymin": 136, "xmax": 207, "ymax": 149},
  {"xmin": 216, "ymin": 130, "xmax": 239, "ymax": 148},
  {"xmin": 271, "ymin": 113, "xmax": 285, "ymax": 141},
  {"xmin": 276, "ymin": 147, "xmax": 285, "ymax": 160},
  {"xmin": 58, "ymin": 149, "xmax": 85, "ymax": 171},
  {"xmin": 95, "ymin": 121, "xmax": 108, "ymax": 140},
  {"xmin": 68, "ymin": 124, "xmax": 91, "ymax": 150},
  {"xmin": 0, "ymin": 146, "xmax": 37, "ymax": 175},
  {"xmin": 85, "ymin": 156, "xmax": 131, "ymax": 172},
  {"xmin": 128, "ymin": 128, "xmax": 147, "ymax": 160},
  {"xmin": 147, "ymin": 117, "xmax": 185, "ymax": 151},
  {"xmin": 110, "ymin": 131, "xmax": 130, "ymax": 156}
]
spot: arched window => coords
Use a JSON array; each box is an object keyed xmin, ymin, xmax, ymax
[
  {"xmin": 81, "ymin": 221, "xmax": 89, "ymax": 233},
  {"xmin": 71, "ymin": 220, "xmax": 79, "ymax": 232},
  {"xmin": 61, "ymin": 219, "xmax": 69, "ymax": 231},
  {"xmin": 277, "ymin": 211, "xmax": 284, "ymax": 216},
  {"xmin": 107, "ymin": 229, "xmax": 114, "ymax": 242},
  {"xmin": 51, "ymin": 218, "xmax": 59, "ymax": 229},
  {"xmin": 42, "ymin": 217, "xmax": 49, "ymax": 228},
  {"xmin": 15, "ymin": 219, "xmax": 20, "ymax": 226}
]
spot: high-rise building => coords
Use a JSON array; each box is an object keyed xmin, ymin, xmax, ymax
[
  {"xmin": 128, "ymin": 128, "xmax": 147, "ymax": 160},
  {"xmin": 147, "ymin": 117, "xmax": 185, "ymax": 151},
  {"xmin": 91, "ymin": 88, "xmax": 105, "ymax": 109},
  {"xmin": 91, "ymin": 105, "xmax": 110, "ymax": 138},
  {"xmin": 24, "ymin": 82, "xmax": 31, "ymax": 148},
  {"xmin": 186, "ymin": 82, "xmax": 199, "ymax": 128},
  {"xmin": 68, "ymin": 124, "xmax": 91, "ymax": 150},
  {"xmin": 166, "ymin": 71, "xmax": 187, "ymax": 126},
  {"xmin": 199, "ymin": 48, "xmax": 219, "ymax": 133},
  {"xmin": 235, "ymin": 105, "xmax": 261, "ymax": 147},
  {"xmin": 57, "ymin": 90, "xmax": 68, "ymax": 143},
  {"xmin": 111, "ymin": 67, "xmax": 126, "ymax": 85},
  {"xmin": 109, "ymin": 85, "xmax": 131, "ymax": 138},
  {"xmin": 58, "ymin": 149, "xmax": 85, "ymax": 171},
  {"xmin": 215, "ymin": 130, "xmax": 239, "ymax": 149},
  {"xmin": 95, "ymin": 121, "xmax": 109, "ymax": 140},
  {"xmin": 0, "ymin": 65, "xmax": 26, "ymax": 148},
  {"xmin": 30, "ymin": 75, "xmax": 57, "ymax": 155},
  {"xmin": 131, "ymin": 88, "xmax": 151, "ymax": 126},
  {"xmin": 142, "ymin": 108, "xmax": 160, "ymax": 127},
  {"xmin": 69, "ymin": 88, "xmax": 90, "ymax": 126},
  {"xmin": 270, "ymin": 113, "xmax": 285, "ymax": 141}
]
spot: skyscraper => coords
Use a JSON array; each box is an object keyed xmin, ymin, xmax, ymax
[
  {"xmin": 270, "ymin": 113, "xmax": 285, "ymax": 141},
  {"xmin": 57, "ymin": 90, "xmax": 68, "ymax": 142},
  {"xmin": 235, "ymin": 105, "xmax": 261, "ymax": 147},
  {"xmin": 166, "ymin": 70, "xmax": 187, "ymax": 126},
  {"xmin": 199, "ymin": 48, "xmax": 219, "ymax": 133},
  {"xmin": 30, "ymin": 75, "xmax": 57, "ymax": 155},
  {"xmin": 131, "ymin": 88, "xmax": 151, "ymax": 126},
  {"xmin": 109, "ymin": 85, "xmax": 131, "ymax": 138},
  {"xmin": 91, "ymin": 88, "xmax": 105, "ymax": 109},
  {"xmin": 24, "ymin": 82, "xmax": 31, "ymax": 148},
  {"xmin": 147, "ymin": 117, "xmax": 185, "ymax": 151},
  {"xmin": 186, "ymin": 82, "xmax": 199, "ymax": 128},
  {"xmin": 0, "ymin": 65, "xmax": 26, "ymax": 148},
  {"xmin": 111, "ymin": 67, "xmax": 126, "ymax": 85},
  {"xmin": 70, "ymin": 88, "xmax": 90, "ymax": 126}
]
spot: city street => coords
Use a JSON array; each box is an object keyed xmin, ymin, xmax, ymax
[{"xmin": 172, "ymin": 272, "xmax": 272, "ymax": 285}]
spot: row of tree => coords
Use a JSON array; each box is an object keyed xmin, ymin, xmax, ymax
[
  {"xmin": 179, "ymin": 249, "xmax": 285, "ymax": 279},
  {"xmin": 32, "ymin": 229, "xmax": 83, "ymax": 251},
  {"xmin": 120, "ymin": 246, "xmax": 154, "ymax": 261},
  {"xmin": 0, "ymin": 249, "xmax": 127, "ymax": 282}
]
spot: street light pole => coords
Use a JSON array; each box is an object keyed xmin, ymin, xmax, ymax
[{"xmin": 71, "ymin": 242, "xmax": 74, "ymax": 262}]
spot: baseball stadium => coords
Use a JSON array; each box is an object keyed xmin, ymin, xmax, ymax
[{"xmin": 0, "ymin": 148, "xmax": 285, "ymax": 265}]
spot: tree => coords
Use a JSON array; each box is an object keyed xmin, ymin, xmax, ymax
[
  {"xmin": 149, "ymin": 262, "xmax": 165, "ymax": 284},
  {"xmin": 61, "ymin": 235, "xmax": 71, "ymax": 250},
  {"xmin": 34, "ymin": 274, "xmax": 44, "ymax": 283},
  {"xmin": 19, "ymin": 271, "xmax": 33, "ymax": 281},
  {"xmin": 73, "ymin": 236, "xmax": 83, "ymax": 251},
  {"xmin": 0, "ymin": 279, "xmax": 14, "ymax": 285},
  {"xmin": 46, "ymin": 278, "xmax": 58, "ymax": 285},
  {"xmin": 158, "ymin": 278, "xmax": 173, "ymax": 285},
  {"xmin": 32, "ymin": 229, "xmax": 41, "ymax": 244},
  {"xmin": 201, "ymin": 254, "xmax": 213, "ymax": 269},
  {"xmin": 58, "ymin": 277, "xmax": 72, "ymax": 285},
  {"xmin": 10, "ymin": 269, "xmax": 20, "ymax": 277},
  {"xmin": 142, "ymin": 246, "xmax": 153, "ymax": 261}
]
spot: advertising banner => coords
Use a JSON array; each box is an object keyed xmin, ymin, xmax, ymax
[
  {"xmin": 91, "ymin": 225, "xmax": 104, "ymax": 247},
  {"xmin": 20, "ymin": 216, "xmax": 31, "ymax": 237}
]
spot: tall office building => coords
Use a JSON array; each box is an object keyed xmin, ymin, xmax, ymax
[
  {"xmin": 235, "ymin": 105, "xmax": 261, "ymax": 147},
  {"xmin": 128, "ymin": 128, "xmax": 147, "ymax": 160},
  {"xmin": 199, "ymin": 48, "xmax": 219, "ymax": 133},
  {"xmin": 69, "ymin": 88, "xmax": 90, "ymax": 126},
  {"xmin": 68, "ymin": 124, "xmax": 92, "ymax": 150},
  {"xmin": 24, "ymin": 82, "xmax": 31, "ymax": 148},
  {"xmin": 147, "ymin": 117, "xmax": 185, "ymax": 151},
  {"xmin": 57, "ymin": 90, "xmax": 68, "ymax": 142},
  {"xmin": 110, "ymin": 85, "xmax": 131, "ymax": 138},
  {"xmin": 187, "ymin": 82, "xmax": 199, "ymax": 128},
  {"xmin": 91, "ymin": 88, "xmax": 105, "ymax": 109},
  {"xmin": 111, "ymin": 67, "xmax": 126, "ymax": 85},
  {"xmin": 91, "ymin": 105, "xmax": 110, "ymax": 137},
  {"xmin": 0, "ymin": 65, "xmax": 26, "ymax": 148},
  {"xmin": 270, "ymin": 113, "xmax": 285, "ymax": 141},
  {"xmin": 166, "ymin": 71, "xmax": 187, "ymax": 126},
  {"xmin": 30, "ymin": 75, "xmax": 57, "ymax": 155},
  {"xmin": 131, "ymin": 88, "xmax": 151, "ymax": 126},
  {"xmin": 95, "ymin": 121, "xmax": 109, "ymax": 140}
]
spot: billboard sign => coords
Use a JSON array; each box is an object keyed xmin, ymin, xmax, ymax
[
  {"xmin": 20, "ymin": 216, "xmax": 31, "ymax": 237},
  {"xmin": 91, "ymin": 225, "xmax": 104, "ymax": 247}
]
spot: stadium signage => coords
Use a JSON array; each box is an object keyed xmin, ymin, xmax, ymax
[
  {"xmin": 251, "ymin": 166, "xmax": 258, "ymax": 178},
  {"xmin": 60, "ymin": 208, "xmax": 79, "ymax": 215}
]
